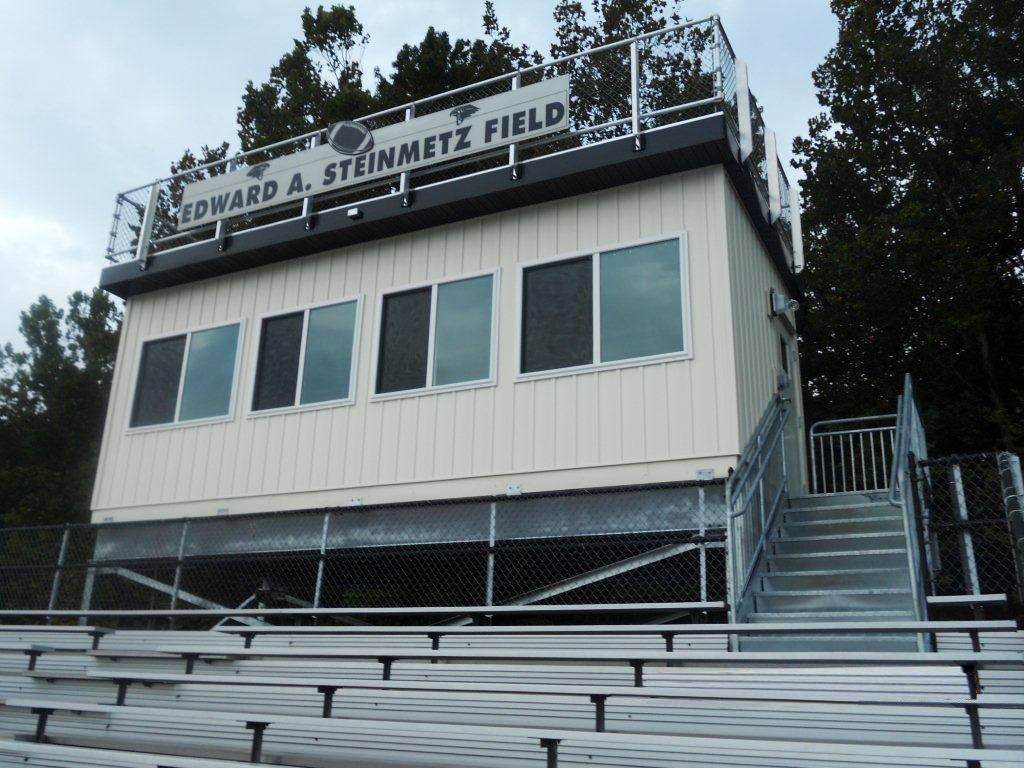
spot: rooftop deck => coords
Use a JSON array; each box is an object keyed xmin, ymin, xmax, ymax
[{"xmin": 101, "ymin": 17, "xmax": 801, "ymax": 298}]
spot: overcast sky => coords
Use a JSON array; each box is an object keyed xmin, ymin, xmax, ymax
[{"xmin": 0, "ymin": 0, "xmax": 836, "ymax": 347}]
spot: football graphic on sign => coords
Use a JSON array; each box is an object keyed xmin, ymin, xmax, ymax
[{"xmin": 327, "ymin": 121, "xmax": 374, "ymax": 155}]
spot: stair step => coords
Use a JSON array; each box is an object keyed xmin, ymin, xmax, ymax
[
  {"xmin": 754, "ymin": 589, "xmax": 914, "ymax": 613},
  {"xmin": 779, "ymin": 516, "xmax": 903, "ymax": 537},
  {"xmin": 768, "ymin": 549, "xmax": 907, "ymax": 571},
  {"xmin": 747, "ymin": 610, "xmax": 914, "ymax": 623},
  {"xmin": 770, "ymin": 531, "xmax": 905, "ymax": 555},
  {"xmin": 761, "ymin": 569, "xmax": 910, "ymax": 591},
  {"xmin": 786, "ymin": 494, "xmax": 889, "ymax": 510},
  {"xmin": 784, "ymin": 503, "xmax": 896, "ymax": 524},
  {"xmin": 738, "ymin": 634, "xmax": 920, "ymax": 652}
]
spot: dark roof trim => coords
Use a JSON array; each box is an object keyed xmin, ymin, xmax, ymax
[{"xmin": 101, "ymin": 115, "xmax": 801, "ymax": 300}]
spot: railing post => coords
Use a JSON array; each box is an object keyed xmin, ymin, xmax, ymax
[
  {"xmin": 998, "ymin": 452, "xmax": 1024, "ymax": 603},
  {"xmin": 134, "ymin": 182, "xmax": 161, "ymax": 270},
  {"xmin": 46, "ymin": 525, "xmax": 71, "ymax": 621},
  {"xmin": 698, "ymin": 485, "xmax": 707, "ymax": 602},
  {"xmin": 629, "ymin": 41, "xmax": 643, "ymax": 151},
  {"xmin": 765, "ymin": 129, "xmax": 781, "ymax": 222},
  {"xmin": 508, "ymin": 74, "xmax": 521, "ymax": 180},
  {"xmin": 485, "ymin": 502, "xmax": 497, "ymax": 606},
  {"xmin": 906, "ymin": 452, "xmax": 934, "ymax": 649},
  {"xmin": 951, "ymin": 465, "xmax": 980, "ymax": 595},
  {"xmin": 302, "ymin": 134, "xmax": 321, "ymax": 229},
  {"xmin": 735, "ymin": 60, "xmax": 753, "ymax": 161},
  {"xmin": 400, "ymin": 105, "xmax": 415, "ymax": 206}
]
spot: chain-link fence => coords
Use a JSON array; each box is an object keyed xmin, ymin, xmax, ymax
[
  {"xmin": 0, "ymin": 482, "xmax": 727, "ymax": 628},
  {"xmin": 915, "ymin": 453, "xmax": 1024, "ymax": 605}
]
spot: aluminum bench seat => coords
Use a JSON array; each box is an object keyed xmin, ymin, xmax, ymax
[
  {"xmin": 124, "ymin": 646, "xmax": 1024, "ymax": 679},
  {"xmin": 1, "ymin": 701, "xmax": 1022, "ymax": 768},
  {"xmin": 5, "ymin": 667, "xmax": 1019, "ymax": 747}
]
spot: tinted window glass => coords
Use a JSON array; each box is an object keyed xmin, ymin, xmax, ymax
[
  {"xmin": 131, "ymin": 335, "xmax": 186, "ymax": 427},
  {"xmin": 178, "ymin": 324, "xmax": 239, "ymax": 421},
  {"xmin": 433, "ymin": 275, "xmax": 493, "ymax": 386},
  {"xmin": 253, "ymin": 313, "xmax": 303, "ymax": 410},
  {"xmin": 377, "ymin": 288, "xmax": 431, "ymax": 394},
  {"xmin": 521, "ymin": 257, "xmax": 592, "ymax": 373},
  {"xmin": 599, "ymin": 240, "xmax": 684, "ymax": 362},
  {"xmin": 300, "ymin": 301, "xmax": 357, "ymax": 405}
]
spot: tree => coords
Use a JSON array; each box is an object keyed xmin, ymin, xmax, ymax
[
  {"xmin": 374, "ymin": 3, "xmax": 540, "ymax": 109},
  {"xmin": 794, "ymin": 0, "xmax": 1024, "ymax": 455},
  {"xmin": 0, "ymin": 290, "xmax": 122, "ymax": 528},
  {"xmin": 237, "ymin": 5, "xmax": 377, "ymax": 151},
  {"xmin": 549, "ymin": 0, "xmax": 713, "ymax": 138}
]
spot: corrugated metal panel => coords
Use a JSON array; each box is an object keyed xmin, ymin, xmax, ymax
[
  {"xmin": 92, "ymin": 168, "xmax": 741, "ymax": 522},
  {"xmin": 723, "ymin": 179, "xmax": 809, "ymax": 490}
]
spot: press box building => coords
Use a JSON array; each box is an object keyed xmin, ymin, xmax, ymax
[{"xmin": 86, "ymin": 20, "xmax": 808, "ymax": 611}]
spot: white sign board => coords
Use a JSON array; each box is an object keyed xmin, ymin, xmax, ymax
[{"xmin": 178, "ymin": 75, "xmax": 570, "ymax": 230}]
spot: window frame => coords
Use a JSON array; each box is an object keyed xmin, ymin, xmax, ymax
[
  {"xmin": 247, "ymin": 295, "xmax": 363, "ymax": 418},
  {"xmin": 515, "ymin": 233, "xmax": 692, "ymax": 381},
  {"xmin": 126, "ymin": 319, "xmax": 245, "ymax": 433},
  {"xmin": 370, "ymin": 268, "xmax": 501, "ymax": 401}
]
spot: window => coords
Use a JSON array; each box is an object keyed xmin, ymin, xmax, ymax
[
  {"xmin": 130, "ymin": 323, "xmax": 241, "ymax": 428},
  {"xmin": 375, "ymin": 272, "xmax": 496, "ymax": 396},
  {"xmin": 520, "ymin": 237, "xmax": 687, "ymax": 375},
  {"xmin": 252, "ymin": 299, "xmax": 359, "ymax": 412}
]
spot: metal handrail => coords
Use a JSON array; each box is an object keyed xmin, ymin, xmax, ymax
[
  {"xmin": 883, "ymin": 374, "xmax": 930, "ymax": 645},
  {"xmin": 105, "ymin": 16, "xmax": 802, "ymax": 267},
  {"xmin": 127, "ymin": 15, "xmax": 719, "ymax": 189},
  {"xmin": 808, "ymin": 413, "xmax": 897, "ymax": 495},
  {"xmin": 725, "ymin": 395, "xmax": 789, "ymax": 624}
]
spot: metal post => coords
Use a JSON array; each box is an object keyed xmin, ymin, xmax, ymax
[
  {"xmin": 540, "ymin": 738, "xmax": 560, "ymax": 768},
  {"xmin": 907, "ymin": 453, "xmax": 934, "ymax": 650},
  {"xmin": 951, "ymin": 465, "xmax": 980, "ymax": 595},
  {"xmin": 508, "ymin": 74, "xmax": 521, "ymax": 179},
  {"xmin": 998, "ymin": 452, "xmax": 1024, "ymax": 603},
  {"xmin": 711, "ymin": 17, "xmax": 723, "ymax": 98},
  {"xmin": 629, "ymin": 41, "xmax": 643, "ymax": 151},
  {"xmin": 400, "ymin": 105, "xmax": 415, "ymax": 206},
  {"xmin": 698, "ymin": 486, "xmax": 707, "ymax": 602},
  {"xmin": 485, "ymin": 502, "xmax": 497, "ymax": 606},
  {"xmin": 302, "ymin": 134, "xmax": 321, "ymax": 229},
  {"xmin": 78, "ymin": 565, "xmax": 96, "ymax": 627},
  {"xmin": 589, "ymin": 695, "xmax": 607, "ymax": 732},
  {"xmin": 32, "ymin": 708, "xmax": 52, "ymax": 743},
  {"xmin": 313, "ymin": 511, "xmax": 331, "ymax": 610},
  {"xmin": 47, "ymin": 525, "xmax": 71, "ymax": 619},
  {"xmin": 317, "ymin": 686, "xmax": 337, "ymax": 718},
  {"xmin": 766, "ymin": 129, "xmax": 781, "ymax": 222},
  {"xmin": 246, "ymin": 721, "xmax": 269, "ymax": 763},
  {"xmin": 134, "ymin": 182, "xmax": 160, "ymax": 269}
]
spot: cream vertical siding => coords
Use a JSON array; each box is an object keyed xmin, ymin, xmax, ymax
[
  {"xmin": 724, "ymin": 179, "xmax": 808, "ymax": 491},
  {"xmin": 91, "ymin": 167, "xmax": 743, "ymax": 522}
]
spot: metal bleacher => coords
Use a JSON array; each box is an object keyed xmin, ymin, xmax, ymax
[{"xmin": 0, "ymin": 606, "xmax": 1021, "ymax": 767}]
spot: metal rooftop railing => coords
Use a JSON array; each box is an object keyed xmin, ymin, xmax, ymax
[{"xmin": 105, "ymin": 17, "xmax": 800, "ymax": 272}]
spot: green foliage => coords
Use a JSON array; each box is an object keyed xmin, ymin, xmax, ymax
[
  {"xmin": 795, "ymin": 0, "xmax": 1024, "ymax": 454},
  {"xmin": 237, "ymin": 5, "xmax": 377, "ymax": 151},
  {"xmin": 0, "ymin": 290, "xmax": 122, "ymax": 528},
  {"xmin": 374, "ymin": 4, "xmax": 541, "ymax": 109}
]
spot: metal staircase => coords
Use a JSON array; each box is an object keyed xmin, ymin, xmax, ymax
[
  {"xmin": 727, "ymin": 375, "xmax": 930, "ymax": 651},
  {"xmin": 739, "ymin": 492, "xmax": 918, "ymax": 650}
]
